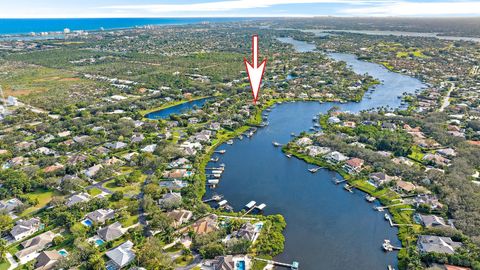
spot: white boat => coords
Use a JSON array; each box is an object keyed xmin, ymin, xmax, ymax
[
  {"xmin": 272, "ymin": 141, "xmax": 281, "ymax": 147},
  {"xmin": 218, "ymin": 200, "xmax": 228, "ymax": 207},
  {"xmin": 226, "ymin": 140, "xmax": 233, "ymax": 145},
  {"xmin": 208, "ymin": 179, "xmax": 219, "ymax": 185},
  {"xmin": 365, "ymin": 195, "xmax": 376, "ymax": 202},
  {"xmin": 286, "ymin": 154, "xmax": 292, "ymax": 158}
]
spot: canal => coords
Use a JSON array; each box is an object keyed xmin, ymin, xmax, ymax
[{"xmin": 204, "ymin": 37, "xmax": 426, "ymax": 269}]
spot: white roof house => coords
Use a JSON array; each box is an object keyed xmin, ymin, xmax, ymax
[
  {"xmin": 66, "ymin": 192, "xmax": 91, "ymax": 207},
  {"xmin": 106, "ymin": 241, "xmax": 135, "ymax": 268}
]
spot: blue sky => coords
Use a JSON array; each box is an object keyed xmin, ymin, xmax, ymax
[{"xmin": 1, "ymin": 0, "xmax": 480, "ymax": 18}]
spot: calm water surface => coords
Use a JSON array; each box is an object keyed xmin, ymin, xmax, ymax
[
  {"xmin": 203, "ymin": 38, "xmax": 426, "ymax": 270},
  {"xmin": 145, "ymin": 98, "xmax": 212, "ymax": 120}
]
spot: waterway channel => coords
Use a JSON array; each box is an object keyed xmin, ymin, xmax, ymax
[{"xmin": 202, "ymin": 37, "xmax": 426, "ymax": 270}]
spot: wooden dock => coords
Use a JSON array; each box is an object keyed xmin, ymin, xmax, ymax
[
  {"xmin": 254, "ymin": 257, "xmax": 299, "ymax": 269},
  {"xmin": 202, "ymin": 194, "xmax": 223, "ymax": 203}
]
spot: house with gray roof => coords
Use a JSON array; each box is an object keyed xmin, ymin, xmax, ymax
[
  {"xmin": 66, "ymin": 192, "xmax": 91, "ymax": 207},
  {"xmin": 417, "ymin": 235, "xmax": 462, "ymax": 254},
  {"xmin": 416, "ymin": 214, "xmax": 450, "ymax": 229},
  {"xmin": 35, "ymin": 250, "xmax": 62, "ymax": 270},
  {"xmin": 97, "ymin": 222, "xmax": 125, "ymax": 242},
  {"xmin": 10, "ymin": 217, "xmax": 41, "ymax": 241},
  {"xmin": 106, "ymin": 240, "xmax": 135, "ymax": 269},
  {"xmin": 15, "ymin": 231, "xmax": 55, "ymax": 263},
  {"xmin": 0, "ymin": 198, "xmax": 23, "ymax": 215},
  {"xmin": 86, "ymin": 208, "xmax": 115, "ymax": 224}
]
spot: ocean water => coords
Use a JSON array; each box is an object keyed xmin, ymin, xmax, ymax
[{"xmin": 0, "ymin": 18, "xmax": 249, "ymax": 35}]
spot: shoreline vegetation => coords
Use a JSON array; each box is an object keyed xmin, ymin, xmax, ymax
[
  {"xmin": 282, "ymin": 144, "xmax": 419, "ymax": 268},
  {"xmin": 140, "ymin": 95, "xmax": 210, "ymax": 116}
]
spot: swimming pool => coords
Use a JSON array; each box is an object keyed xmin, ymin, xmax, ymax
[
  {"xmin": 58, "ymin": 249, "xmax": 68, "ymax": 257},
  {"xmin": 81, "ymin": 219, "xmax": 93, "ymax": 227},
  {"xmin": 95, "ymin": 239, "xmax": 105, "ymax": 246},
  {"xmin": 236, "ymin": 260, "xmax": 245, "ymax": 270}
]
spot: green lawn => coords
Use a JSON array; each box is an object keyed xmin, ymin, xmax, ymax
[
  {"xmin": 174, "ymin": 255, "xmax": 194, "ymax": 267},
  {"xmin": 408, "ymin": 146, "xmax": 425, "ymax": 163},
  {"xmin": 104, "ymin": 180, "xmax": 141, "ymax": 197},
  {"xmin": 0, "ymin": 260, "xmax": 10, "ymax": 270},
  {"xmin": 21, "ymin": 189, "xmax": 60, "ymax": 217},
  {"xmin": 120, "ymin": 214, "xmax": 139, "ymax": 227},
  {"xmin": 87, "ymin": 187, "xmax": 103, "ymax": 197}
]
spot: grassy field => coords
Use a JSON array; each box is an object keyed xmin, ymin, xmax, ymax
[
  {"xmin": 104, "ymin": 180, "xmax": 142, "ymax": 197},
  {"xmin": 0, "ymin": 261, "xmax": 10, "ymax": 270},
  {"xmin": 21, "ymin": 189, "xmax": 60, "ymax": 217},
  {"xmin": 87, "ymin": 187, "xmax": 103, "ymax": 197}
]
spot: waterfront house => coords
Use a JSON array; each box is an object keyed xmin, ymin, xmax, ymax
[
  {"xmin": 343, "ymin": 158, "xmax": 364, "ymax": 174},
  {"xmin": 427, "ymin": 264, "xmax": 471, "ymax": 270},
  {"xmin": 296, "ymin": 137, "xmax": 313, "ymax": 146},
  {"xmin": 86, "ymin": 208, "xmax": 115, "ymax": 224},
  {"xmin": 327, "ymin": 116, "xmax": 341, "ymax": 124},
  {"xmin": 35, "ymin": 250, "xmax": 62, "ymax": 270},
  {"xmin": 10, "ymin": 217, "xmax": 41, "ymax": 241},
  {"xmin": 166, "ymin": 209, "xmax": 193, "ymax": 228},
  {"xmin": 105, "ymin": 240, "xmax": 135, "ymax": 269},
  {"xmin": 15, "ymin": 231, "xmax": 55, "ymax": 263},
  {"xmin": 66, "ymin": 192, "xmax": 91, "ymax": 207},
  {"xmin": 325, "ymin": 151, "xmax": 348, "ymax": 164},
  {"xmin": 233, "ymin": 222, "xmax": 259, "ymax": 242},
  {"xmin": 97, "ymin": 222, "xmax": 125, "ymax": 242},
  {"xmin": 207, "ymin": 255, "xmax": 251, "ymax": 270},
  {"xmin": 368, "ymin": 172, "xmax": 394, "ymax": 187},
  {"xmin": 305, "ymin": 146, "xmax": 331, "ymax": 157},
  {"xmin": 417, "ymin": 235, "xmax": 462, "ymax": 254},
  {"xmin": 190, "ymin": 214, "xmax": 219, "ymax": 235},
  {"xmin": 413, "ymin": 194, "xmax": 443, "ymax": 210},
  {"xmin": 415, "ymin": 214, "xmax": 450, "ymax": 229},
  {"xmin": 394, "ymin": 180, "xmax": 417, "ymax": 194}
]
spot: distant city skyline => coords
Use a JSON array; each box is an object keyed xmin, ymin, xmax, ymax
[{"xmin": 1, "ymin": 0, "xmax": 480, "ymax": 18}]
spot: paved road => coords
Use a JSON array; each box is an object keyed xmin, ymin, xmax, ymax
[
  {"xmin": 439, "ymin": 82, "xmax": 455, "ymax": 112},
  {"xmin": 6, "ymin": 252, "xmax": 18, "ymax": 270}
]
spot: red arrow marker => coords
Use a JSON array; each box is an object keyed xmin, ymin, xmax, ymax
[{"xmin": 244, "ymin": 35, "xmax": 267, "ymax": 104}]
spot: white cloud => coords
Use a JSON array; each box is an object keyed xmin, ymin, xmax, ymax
[
  {"xmin": 341, "ymin": 1, "xmax": 480, "ymax": 16},
  {"xmin": 104, "ymin": 0, "xmax": 388, "ymax": 13}
]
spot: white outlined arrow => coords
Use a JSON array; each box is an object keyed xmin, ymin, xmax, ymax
[{"xmin": 244, "ymin": 35, "xmax": 267, "ymax": 104}]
